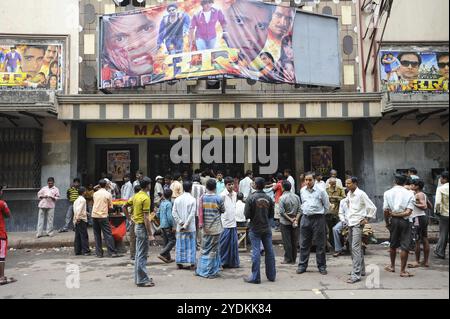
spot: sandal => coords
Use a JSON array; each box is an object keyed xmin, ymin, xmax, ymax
[
  {"xmin": 137, "ymin": 281, "xmax": 155, "ymax": 287},
  {"xmin": 0, "ymin": 277, "xmax": 17, "ymax": 285},
  {"xmin": 407, "ymin": 263, "xmax": 420, "ymax": 268},
  {"xmin": 400, "ymin": 271, "xmax": 414, "ymax": 277},
  {"xmin": 384, "ymin": 265, "xmax": 395, "ymax": 273}
]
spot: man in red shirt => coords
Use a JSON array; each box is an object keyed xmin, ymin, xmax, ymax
[
  {"xmin": 0, "ymin": 186, "xmax": 16, "ymax": 285},
  {"xmin": 270, "ymin": 173, "xmax": 285, "ymax": 231}
]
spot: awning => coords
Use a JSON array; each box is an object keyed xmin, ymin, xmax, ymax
[{"xmin": 56, "ymin": 92, "xmax": 383, "ymax": 121}]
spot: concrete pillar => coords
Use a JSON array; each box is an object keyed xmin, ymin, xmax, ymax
[{"xmin": 352, "ymin": 119, "xmax": 376, "ymax": 208}]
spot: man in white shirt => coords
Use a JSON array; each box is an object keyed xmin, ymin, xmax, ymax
[
  {"xmin": 121, "ymin": 174, "xmax": 134, "ymax": 200},
  {"xmin": 239, "ymin": 170, "xmax": 254, "ymax": 200},
  {"xmin": 344, "ymin": 177, "xmax": 376, "ymax": 284},
  {"xmin": 434, "ymin": 171, "xmax": 449, "ymax": 259},
  {"xmin": 314, "ymin": 173, "xmax": 326, "ymax": 191},
  {"xmin": 235, "ymin": 192, "xmax": 247, "ymax": 227},
  {"xmin": 325, "ymin": 169, "xmax": 343, "ymax": 188},
  {"xmin": 172, "ymin": 181, "xmax": 197, "ymax": 270},
  {"xmin": 73, "ymin": 187, "xmax": 90, "ymax": 256},
  {"xmin": 153, "ymin": 176, "xmax": 164, "ymax": 207},
  {"xmin": 383, "ymin": 174, "xmax": 415, "ymax": 278},
  {"xmin": 219, "ymin": 177, "xmax": 240, "ymax": 268},
  {"xmin": 284, "ymin": 169, "xmax": 296, "ymax": 194}
]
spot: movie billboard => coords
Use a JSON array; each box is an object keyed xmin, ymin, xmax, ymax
[
  {"xmin": 310, "ymin": 146, "xmax": 333, "ymax": 176},
  {"xmin": 107, "ymin": 150, "xmax": 131, "ymax": 182},
  {"xmin": 99, "ymin": 0, "xmax": 297, "ymax": 88},
  {"xmin": 380, "ymin": 47, "xmax": 449, "ymax": 93},
  {"xmin": 0, "ymin": 42, "xmax": 63, "ymax": 90}
]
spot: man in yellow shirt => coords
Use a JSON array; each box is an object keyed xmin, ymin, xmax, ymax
[{"xmin": 124, "ymin": 177, "xmax": 155, "ymax": 287}]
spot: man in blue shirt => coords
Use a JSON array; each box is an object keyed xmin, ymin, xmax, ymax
[
  {"xmin": 298, "ymin": 172, "xmax": 330, "ymax": 275},
  {"xmin": 157, "ymin": 188, "xmax": 176, "ymax": 263},
  {"xmin": 216, "ymin": 171, "xmax": 225, "ymax": 195}
]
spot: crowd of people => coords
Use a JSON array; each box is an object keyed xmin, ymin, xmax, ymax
[{"xmin": 0, "ymin": 167, "xmax": 448, "ymax": 287}]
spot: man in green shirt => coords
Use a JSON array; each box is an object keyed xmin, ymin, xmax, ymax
[
  {"xmin": 326, "ymin": 178, "xmax": 346, "ymax": 250},
  {"xmin": 124, "ymin": 177, "xmax": 154, "ymax": 287}
]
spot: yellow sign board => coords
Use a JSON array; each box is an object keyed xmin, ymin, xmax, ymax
[{"xmin": 87, "ymin": 121, "xmax": 353, "ymax": 139}]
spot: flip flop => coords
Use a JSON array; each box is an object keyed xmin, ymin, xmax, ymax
[
  {"xmin": 420, "ymin": 262, "xmax": 429, "ymax": 268},
  {"xmin": 400, "ymin": 271, "xmax": 414, "ymax": 277},
  {"xmin": 384, "ymin": 265, "xmax": 395, "ymax": 273},
  {"xmin": 0, "ymin": 277, "xmax": 17, "ymax": 285},
  {"xmin": 407, "ymin": 263, "xmax": 420, "ymax": 268}
]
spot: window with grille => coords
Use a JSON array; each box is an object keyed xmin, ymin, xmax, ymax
[{"xmin": 0, "ymin": 128, "xmax": 42, "ymax": 189}]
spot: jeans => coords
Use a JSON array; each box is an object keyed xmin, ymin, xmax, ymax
[
  {"xmin": 249, "ymin": 231, "xmax": 276, "ymax": 282},
  {"xmin": 298, "ymin": 214, "xmax": 327, "ymax": 271},
  {"xmin": 326, "ymin": 214, "xmax": 339, "ymax": 248},
  {"xmin": 74, "ymin": 221, "xmax": 90, "ymax": 255},
  {"xmin": 196, "ymin": 37, "xmax": 216, "ymax": 50},
  {"xmin": 333, "ymin": 221, "xmax": 345, "ymax": 252},
  {"xmin": 435, "ymin": 215, "xmax": 449, "ymax": 258},
  {"xmin": 160, "ymin": 228, "xmax": 176, "ymax": 259},
  {"xmin": 349, "ymin": 225, "xmax": 365, "ymax": 281},
  {"xmin": 128, "ymin": 220, "xmax": 136, "ymax": 258},
  {"xmin": 37, "ymin": 208, "xmax": 55, "ymax": 236},
  {"xmin": 280, "ymin": 223, "xmax": 299, "ymax": 263},
  {"xmin": 135, "ymin": 224, "xmax": 151, "ymax": 285},
  {"xmin": 92, "ymin": 218, "xmax": 116, "ymax": 256},
  {"xmin": 164, "ymin": 37, "xmax": 184, "ymax": 54},
  {"xmin": 62, "ymin": 204, "xmax": 74, "ymax": 231}
]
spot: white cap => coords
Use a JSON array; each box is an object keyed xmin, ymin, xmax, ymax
[{"xmin": 155, "ymin": 175, "xmax": 164, "ymax": 181}]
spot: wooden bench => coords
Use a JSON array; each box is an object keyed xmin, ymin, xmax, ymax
[{"xmin": 237, "ymin": 227, "xmax": 248, "ymax": 252}]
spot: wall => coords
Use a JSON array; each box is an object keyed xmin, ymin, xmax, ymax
[
  {"xmin": 373, "ymin": 119, "xmax": 449, "ymax": 211},
  {"xmin": 0, "ymin": 0, "xmax": 80, "ymax": 94}
]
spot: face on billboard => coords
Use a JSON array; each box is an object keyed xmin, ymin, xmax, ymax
[
  {"xmin": 22, "ymin": 46, "xmax": 45, "ymax": 76},
  {"xmin": 104, "ymin": 13, "xmax": 158, "ymax": 76},
  {"xmin": 224, "ymin": 0, "xmax": 272, "ymax": 65},
  {"xmin": 44, "ymin": 45, "xmax": 58, "ymax": 64},
  {"xmin": 269, "ymin": 6, "xmax": 294, "ymax": 41},
  {"xmin": 398, "ymin": 53, "xmax": 421, "ymax": 80},
  {"xmin": 438, "ymin": 53, "xmax": 449, "ymax": 80}
]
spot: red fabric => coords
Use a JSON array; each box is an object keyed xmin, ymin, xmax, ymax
[
  {"xmin": 0, "ymin": 200, "xmax": 11, "ymax": 239},
  {"xmin": 274, "ymin": 182, "xmax": 283, "ymax": 204},
  {"xmin": 110, "ymin": 220, "xmax": 126, "ymax": 241}
]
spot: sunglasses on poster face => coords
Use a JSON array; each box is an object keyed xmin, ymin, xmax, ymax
[
  {"xmin": 438, "ymin": 62, "xmax": 450, "ymax": 68},
  {"xmin": 400, "ymin": 60, "xmax": 420, "ymax": 68},
  {"xmin": 168, "ymin": 8, "xmax": 176, "ymax": 12}
]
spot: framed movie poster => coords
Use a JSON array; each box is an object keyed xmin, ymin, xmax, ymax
[
  {"xmin": 310, "ymin": 146, "xmax": 333, "ymax": 176},
  {"xmin": 107, "ymin": 150, "xmax": 131, "ymax": 182}
]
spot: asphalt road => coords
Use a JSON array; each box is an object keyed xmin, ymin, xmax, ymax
[{"xmin": 1, "ymin": 244, "xmax": 448, "ymax": 299}]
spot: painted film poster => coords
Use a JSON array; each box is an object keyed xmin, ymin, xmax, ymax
[
  {"xmin": 380, "ymin": 48, "xmax": 449, "ymax": 93},
  {"xmin": 310, "ymin": 146, "xmax": 333, "ymax": 176},
  {"xmin": 0, "ymin": 42, "xmax": 63, "ymax": 90},
  {"xmin": 100, "ymin": 0, "xmax": 297, "ymax": 89},
  {"xmin": 107, "ymin": 151, "xmax": 131, "ymax": 182}
]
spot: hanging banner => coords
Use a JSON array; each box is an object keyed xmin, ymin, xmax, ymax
[
  {"xmin": 107, "ymin": 150, "xmax": 131, "ymax": 182},
  {"xmin": 380, "ymin": 47, "xmax": 449, "ymax": 93},
  {"xmin": 0, "ymin": 41, "xmax": 64, "ymax": 90},
  {"xmin": 99, "ymin": 0, "xmax": 297, "ymax": 88}
]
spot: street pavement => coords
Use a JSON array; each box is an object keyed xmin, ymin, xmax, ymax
[
  {"xmin": 6, "ymin": 221, "xmax": 441, "ymax": 249},
  {"xmin": 0, "ymin": 243, "xmax": 448, "ymax": 299}
]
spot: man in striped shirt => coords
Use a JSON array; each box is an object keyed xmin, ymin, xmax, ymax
[
  {"xmin": 196, "ymin": 179, "xmax": 225, "ymax": 279},
  {"xmin": 60, "ymin": 178, "xmax": 81, "ymax": 232}
]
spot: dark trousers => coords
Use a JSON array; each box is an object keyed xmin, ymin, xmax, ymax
[
  {"xmin": 298, "ymin": 214, "xmax": 327, "ymax": 271},
  {"xmin": 93, "ymin": 218, "xmax": 116, "ymax": 257},
  {"xmin": 280, "ymin": 223, "xmax": 299, "ymax": 263},
  {"xmin": 74, "ymin": 221, "xmax": 90, "ymax": 255},
  {"xmin": 160, "ymin": 228, "xmax": 176, "ymax": 259}
]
